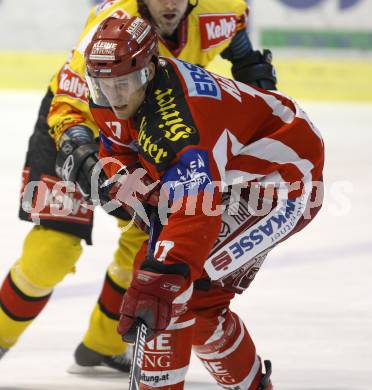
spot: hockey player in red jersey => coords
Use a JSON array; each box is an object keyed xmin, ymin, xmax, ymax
[
  {"xmin": 83, "ymin": 17, "xmax": 324, "ymax": 389},
  {"xmin": 0, "ymin": 0, "xmax": 277, "ymax": 374}
]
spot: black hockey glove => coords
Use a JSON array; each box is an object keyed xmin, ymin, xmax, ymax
[
  {"xmin": 231, "ymin": 49, "xmax": 277, "ymax": 90},
  {"xmin": 55, "ymin": 125, "xmax": 101, "ymax": 200},
  {"xmin": 55, "ymin": 125, "xmax": 132, "ymax": 220}
]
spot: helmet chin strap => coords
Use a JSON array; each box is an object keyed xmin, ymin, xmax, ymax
[{"xmin": 185, "ymin": 0, "xmax": 198, "ymax": 17}]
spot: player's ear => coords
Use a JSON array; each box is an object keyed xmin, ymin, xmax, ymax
[{"xmin": 148, "ymin": 62, "xmax": 156, "ymax": 82}]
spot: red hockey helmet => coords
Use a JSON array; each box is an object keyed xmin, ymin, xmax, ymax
[
  {"xmin": 85, "ymin": 16, "xmax": 158, "ymax": 78},
  {"xmin": 85, "ymin": 16, "xmax": 158, "ymax": 107}
]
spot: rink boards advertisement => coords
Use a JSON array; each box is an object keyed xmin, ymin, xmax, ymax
[{"xmin": 252, "ymin": 0, "xmax": 372, "ymax": 49}]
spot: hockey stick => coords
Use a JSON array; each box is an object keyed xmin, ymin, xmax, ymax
[
  {"xmin": 128, "ymin": 208, "xmax": 161, "ymax": 390},
  {"xmin": 129, "ymin": 319, "xmax": 148, "ymax": 390}
]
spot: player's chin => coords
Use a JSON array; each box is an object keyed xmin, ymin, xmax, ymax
[
  {"xmin": 159, "ymin": 18, "xmax": 179, "ymax": 35},
  {"xmin": 113, "ymin": 106, "xmax": 130, "ymax": 120}
]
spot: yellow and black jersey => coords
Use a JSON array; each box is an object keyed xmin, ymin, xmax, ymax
[{"xmin": 48, "ymin": 0, "xmax": 248, "ymax": 144}]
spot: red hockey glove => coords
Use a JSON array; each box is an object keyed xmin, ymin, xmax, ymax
[
  {"xmin": 117, "ymin": 261, "xmax": 190, "ymax": 342},
  {"xmin": 101, "ymin": 163, "xmax": 162, "ymax": 232},
  {"xmin": 109, "ymin": 163, "xmax": 161, "ymax": 207}
]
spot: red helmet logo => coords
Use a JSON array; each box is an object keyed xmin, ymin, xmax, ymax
[{"xmin": 85, "ymin": 16, "xmax": 158, "ymax": 78}]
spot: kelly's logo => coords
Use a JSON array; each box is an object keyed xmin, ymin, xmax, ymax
[
  {"xmin": 56, "ymin": 66, "xmax": 89, "ymax": 102},
  {"xmin": 155, "ymin": 89, "xmax": 196, "ymax": 142},
  {"xmin": 199, "ymin": 14, "xmax": 238, "ymax": 50}
]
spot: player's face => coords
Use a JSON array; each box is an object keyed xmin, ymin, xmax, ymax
[
  {"xmin": 100, "ymin": 63, "xmax": 156, "ymax": 120},
  {"xmin": 144, "ymin": 0, "xmax": 188, "ymax": 37},
  {"xmin": 99, "ymin": 77, "xmax": 141, "ymax": 119},
  {"xmin": 107, "ymin": 84, "xmax": 146, "ymax": 120}
]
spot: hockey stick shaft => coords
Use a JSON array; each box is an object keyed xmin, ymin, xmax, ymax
[
  {"xmin": 129, "ymin": 320, "xmax": 148, "ymax": 389},
  {"xmin": 129, "ymin": 208, "xmax": 161, "ymax": 390}
]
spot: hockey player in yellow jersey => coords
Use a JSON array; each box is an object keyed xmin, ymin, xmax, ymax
[
  {"xmin": 0, "ymin": 0, "xmax": 277, "ymax": 373},
  {"xmin": 47, "ymin": 0, "xmax": 275, "ymax": 144}
]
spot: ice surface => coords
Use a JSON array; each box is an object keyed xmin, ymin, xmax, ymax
[{"xmin": 0, "ymin": 92, "xmax": 371, "ymax": 389}]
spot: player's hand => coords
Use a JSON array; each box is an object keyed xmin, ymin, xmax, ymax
[
  {"xmin": 107, "ymin": 163, "xmax": 161, "ymax": 207},
  {"xmin": 103, "ymin": 163, "xmax": 162, "ymax": 232},
  {"xmin": 55, "ymin": 126, "xmax": 132, "ymax": 219},
  {"xmin": 232, "ymin": 49, "xmax": 277, "ymax": 90},
  {"xmin": 55, "ymin": 125, "xmax": 103, "ymax": 200},
  {"xmin": 117, "ymin": 261, "xmax": 190, "ymax": 342}
]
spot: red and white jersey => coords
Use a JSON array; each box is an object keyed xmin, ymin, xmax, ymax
[{"xmin": 92, "ymin": 58, "xmax": 324, "ymax": 282}]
